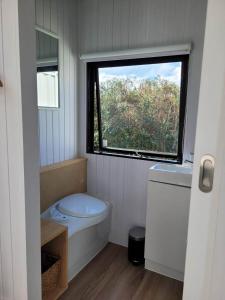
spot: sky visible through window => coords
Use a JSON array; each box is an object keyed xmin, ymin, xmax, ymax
[{"xmin": 99, "ymin": 62, "xmax": 181, "ymax": 85}]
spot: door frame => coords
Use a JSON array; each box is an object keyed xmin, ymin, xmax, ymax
[
  {"xmin": 183, "ymin": 0, "xmax": 225, "ymax": 299},
  {"xmin": 0, "ymin": 0, "xmax": 41, "ymax": 299}
]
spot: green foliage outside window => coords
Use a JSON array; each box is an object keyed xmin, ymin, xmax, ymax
[{"xmin": 94, "ymin": 76, "xmax": 180, "ymax": 155}]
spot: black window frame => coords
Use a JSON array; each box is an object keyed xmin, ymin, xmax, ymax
[
  {"xmin": 86, "ymin": 55, "xmax": 189, "ymax": 164},
  {"xmin": 37, "ymin": 65, "xmax": 58, "ymax": 73}
]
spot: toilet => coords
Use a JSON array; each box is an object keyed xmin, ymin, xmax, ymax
[{"xmin": 41, "ymin": 193, "xmax": 111, "ymax": 281}]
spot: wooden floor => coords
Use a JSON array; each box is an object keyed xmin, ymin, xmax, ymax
[{"xmin": 60, "ymin": 243, "xmax": 183, "ymax": 300}]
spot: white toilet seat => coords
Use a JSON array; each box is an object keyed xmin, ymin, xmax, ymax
[{"xmin": 57, "ymin": 193, "xmax": 107, "ymax": 218}]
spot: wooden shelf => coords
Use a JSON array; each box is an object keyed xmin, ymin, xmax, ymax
[
  {"xmin": 43, "ymin": 286, "xmax": 67, "ymax": 300},
  {"xmin": 41, "ymin": 219, "xmax": 68, "ymax": 300},
  {"xmin": 41, "ymin": 219, "xmax": 67, "ymax": 247}
]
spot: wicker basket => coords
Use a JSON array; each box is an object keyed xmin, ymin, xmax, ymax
[{"xmin": 42, "ymin": 252, "xmax": 61, "ymax": 296}]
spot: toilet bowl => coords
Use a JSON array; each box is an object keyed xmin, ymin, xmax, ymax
[{"xmin": 41, "ymin": 193, "xmax": 111, "ymax": 281}]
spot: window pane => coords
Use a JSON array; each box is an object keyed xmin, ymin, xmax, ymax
[
  {"xmin": 98, "ymin": 62, "xmax": 181, "ymax": 155},
  {"xmin": 37, "ymin": 71, "xmax": 59, "ymax": 108},
  {"xmin": 93, "ymin": 82, "xmax": 99, "ymax": 151}
]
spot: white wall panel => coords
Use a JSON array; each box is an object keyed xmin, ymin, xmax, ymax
[
  {"xmin": 0, "ymin": 2, "xmax": 14, "ymax": 296},
  {"xmin": 36, "ymin": 0, "xmax": 77, "ymax": 166},
  {"xmin": 78, "ymin": 0, "xmax": 208, "ymax": 246},
  {"xmin": 112, "ymin": 0, "xmax": 130, "ymax": 50},
  {"xmin": 0, "ymin": 0, "xmax": 41, "ymax": 298}
]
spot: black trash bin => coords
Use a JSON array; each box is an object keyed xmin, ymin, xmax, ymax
[{"xmin": 128, "ymin": 226, "xmax": 145, "ymax": 265}]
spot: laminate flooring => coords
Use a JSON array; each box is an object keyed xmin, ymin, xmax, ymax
[{"xmin": 60, "ymin": 243, "xmax": 183, "ymax": 300}]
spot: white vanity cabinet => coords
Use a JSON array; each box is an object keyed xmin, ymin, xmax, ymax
[{"xmin": 144, "ymin": 163, "xmax": 192, "ymax": 281}]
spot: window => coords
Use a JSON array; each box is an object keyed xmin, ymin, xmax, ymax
[
  {"xmin": 87, "ymin": 55, "xmax": 189, "ymax": 162},
  {"xmin": 37, "ymin": 66, "xmax": 59, "ymax": 108}
]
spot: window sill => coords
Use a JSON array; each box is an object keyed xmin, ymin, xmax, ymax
[
  {"xmin": 88, "ymin": 150, "xmax": 182, "ymax": 164},
  {"xmin": 38, "ymin": 106, "xmax": 60, "ymax": 111}
]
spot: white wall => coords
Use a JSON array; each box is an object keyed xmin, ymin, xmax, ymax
[
  {"xmin": 35, "ymin": 0, "xmax": 78, "ymax": 166},
  {"xmin": 78, "ymin": 0, "xmax": 208, "ymax": 246}
]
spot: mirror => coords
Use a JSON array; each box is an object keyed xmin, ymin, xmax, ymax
[{"xmin": 36, "ymin": 30, "xmax": 59, "ymax": 108}]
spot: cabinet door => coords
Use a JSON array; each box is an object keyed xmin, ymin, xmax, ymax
[
  {"xmin": 0, "ymin": 1, "xmax": 14, "ymax": 298},
  {"xmin": 145, "ymin": 182, "xmax": 190, "ymax": 275}
]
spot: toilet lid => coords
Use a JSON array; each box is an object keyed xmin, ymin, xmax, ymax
[{"xmin": 57, "ymin": 193, "xmax": 107, "ymax": 218}]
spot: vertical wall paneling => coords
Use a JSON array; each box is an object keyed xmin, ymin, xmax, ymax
[
  {"xmin": 0, "ymin": 1, "xmax": 14, "ymax": 296},
  {"xmin": 46, "ymin": 111, "xmax": 54, "ymax": 165},
  {"xmin": 129, "ymin": 0, "xmax": 148, "ymax": 48},
  {"xmin": 52, "ymin": 110, "xmax": 60, "ymax": 162},
  {"xmin": 43, "ymin": 0, "xmax": 51, "ymax": 31},
  {"xmin": 36, "ymin": 0, "xmax": 77, "ymax": 166},
  {"xmin": 35, "ymin": 0, "xmax": 44, "ymax": 28},
  {"xmin": 58, "ymin": 0, "xmax": 65, "ymax": 162},
  {"xmin": 78, "ymin": 0, "xmax": 208, "ymax": 246},
  {"xmin": 79, "ymin": 0, "xmax": 99, "ymax": 53},
  {"xmin": 39, "ymin": 110, "xmax": 47, "ymax": 166},
  {"xmin": 97, "ymin": 0, "xmax": 114, "ymax": 51},
  {"xmin": 112, "ymin": 0, "xmax": 130, "ymax": 50},
  {"xmin": 63, "ymin": 2, "xmax": 71, "ymax": 160},
  {"xmin": 50, "ymin": 0, "xmax": 58, "ymax": 34},
  {"xmin": 68, "ymin": 3, "xmax": 76, "ymax": 160}
]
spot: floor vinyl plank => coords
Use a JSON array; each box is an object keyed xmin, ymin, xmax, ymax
[{"xmin": 60, "ymin": 243, "xmax": 183, "ymax": 300}]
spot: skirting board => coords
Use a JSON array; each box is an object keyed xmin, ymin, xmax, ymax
[{"xmin": 145, "ymin": 259, "xmax": 184, "ymax": 282}]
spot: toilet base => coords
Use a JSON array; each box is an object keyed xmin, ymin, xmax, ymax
[{"xmin": 68, "ymin": 216, "xmax": 111, "ymax": 281}]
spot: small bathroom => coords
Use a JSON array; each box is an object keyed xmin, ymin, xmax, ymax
[{"xmin": 35, "ymin": 0, "xmax": 208, "ymax": 299}]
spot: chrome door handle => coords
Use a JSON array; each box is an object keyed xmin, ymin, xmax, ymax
[{"xmin": 199, "ymin": 155, "xmax": 215, "ymax": 193}]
